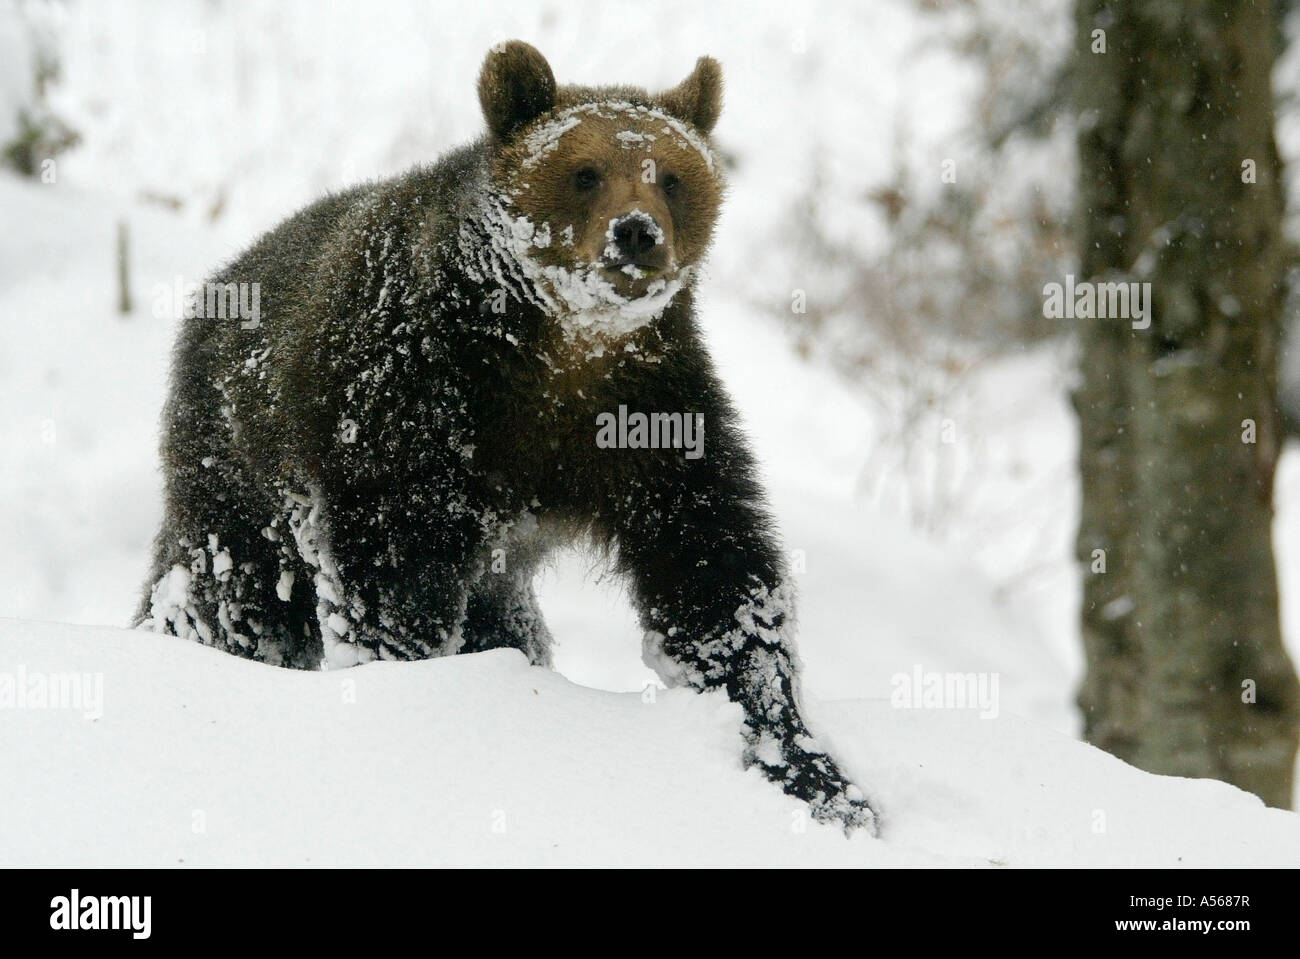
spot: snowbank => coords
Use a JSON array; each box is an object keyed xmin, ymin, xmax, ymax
[{"xmin": 2, "ymin": 618, "xmax": 1295, "ymax": 866}]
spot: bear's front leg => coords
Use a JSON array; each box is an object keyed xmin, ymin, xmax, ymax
[
  {"xmin": 609, "ymin": 446, "xmax": 877, "ymax": 835},
  {"xmin": 284, "ymin": 478, "xmax": 485, "ymax": 667}
]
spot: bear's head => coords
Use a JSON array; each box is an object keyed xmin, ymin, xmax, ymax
[{"xmin": 473, "ymin": 41, "xmax": 724, "ymax": 334}]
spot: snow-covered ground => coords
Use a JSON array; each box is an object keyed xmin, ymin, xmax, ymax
[
  {"xmin": 4, "ymin": 618, "xmax": 1297, "ymax": 866},
  {"xmin": 2, "ymin": 0, "xmax": 1299, "ymax": 864}
]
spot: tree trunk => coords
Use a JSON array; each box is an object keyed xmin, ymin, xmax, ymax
[{"xmin": 1074, "ymin": 0, "xmax": 1300, "ymax": 807}]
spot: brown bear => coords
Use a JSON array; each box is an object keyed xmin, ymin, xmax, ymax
[{"xmin": 136, "ymin": 41, "xmax": 875, "ymax": 833}]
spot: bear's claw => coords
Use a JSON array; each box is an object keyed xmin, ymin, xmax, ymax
[{"xmin": 744, "ymin": 730, "xmax": 878, "ymax": 836}]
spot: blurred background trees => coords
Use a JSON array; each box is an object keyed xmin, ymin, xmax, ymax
[{"xmin": 0, "ymin": 1, "xmax": 77, "ymax": 176}]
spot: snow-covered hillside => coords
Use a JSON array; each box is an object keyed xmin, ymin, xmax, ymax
[{"xmin": 3, "ymin": 617, "xmax": 1296, "ymax": 867}]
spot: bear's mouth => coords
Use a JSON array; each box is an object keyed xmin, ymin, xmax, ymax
[
  {"xmin": 602, "ymin": 266, "xmax": 659, "ymax": 297},
  {"xmin": 606, "ymin": 261, "xmax": 660, "ymax": 277},
  {"xmin": 601, "ymin": 260, "xmax": 668, "ymax": 294}
]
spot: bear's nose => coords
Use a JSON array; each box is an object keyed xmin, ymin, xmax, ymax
[{"xmin": 609, "ymin": 213, "xmax": 662, "ymax": 263}]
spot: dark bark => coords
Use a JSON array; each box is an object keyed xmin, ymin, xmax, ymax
[{"xmin": 1075, "ymin": 0, "xmax": 1300, "ymax": 807}]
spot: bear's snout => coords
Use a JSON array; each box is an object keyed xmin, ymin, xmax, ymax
[{"xmin": 605, "ymin": 212, "xmax": 668, "ymax": 271}]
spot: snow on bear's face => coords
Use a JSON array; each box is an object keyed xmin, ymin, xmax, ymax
[
  {"xmin": 476, "ymin": 42, "xmax": 724, "ymax": 331},
  {"xmin": 495, "ymin": 101, "xmax": 721, "ymax": 303}
]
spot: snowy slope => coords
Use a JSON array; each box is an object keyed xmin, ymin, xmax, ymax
[{"xmin": 1, "ymin": 618, "xmax": 1295, "ymax": 867}]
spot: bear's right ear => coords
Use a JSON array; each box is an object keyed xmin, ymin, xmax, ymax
[
  {"xmin": 478, "ymin": 41, "xmax": 558, "ymax": 143},
  {"xmin": 659, "ymin": 56, "xmax": 723, "ymax": 134}
]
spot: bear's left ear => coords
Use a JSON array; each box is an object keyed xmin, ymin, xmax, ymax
[
  {"xmin": 478, "ymin": 41, "xmax": 558, "ymax": 142},
  {"xmin": 659, "ymin": 56, "xmax": 723, "ymax": 134}
]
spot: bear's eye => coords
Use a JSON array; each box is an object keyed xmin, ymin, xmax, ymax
[
  {"xmin": 662, "ymin": 173, "xmax": 681, "ymax": 197},
  {"xmin": 573, "ymin": 167, "xmax": 601, "ymax": 191}
]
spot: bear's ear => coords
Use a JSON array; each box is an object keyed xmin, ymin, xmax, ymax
[
  {"xmin": 659, "ymin": 56, "xmax": 723, "ymax": 134},
  {"xmin": 478, "ymin": 41, "xmax": 558, "ymax": 143}
]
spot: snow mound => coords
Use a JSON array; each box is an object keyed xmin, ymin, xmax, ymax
[{"xmin": 1, "ymin": 618, "xmax": 1295, "ymax": 866}]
